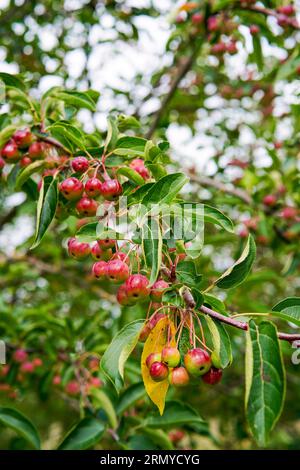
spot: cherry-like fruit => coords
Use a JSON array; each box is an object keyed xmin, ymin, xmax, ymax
[{"xmin": 184, "ymin": 348, "xmax": 211, "ymax": 377}]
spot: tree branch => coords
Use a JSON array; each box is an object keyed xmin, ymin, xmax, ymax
[
  {"xmin": 146, "ymin": 45, "xmax": 201, "ymax": 139},
  {"xmin": 200, "ymin": 304, "xmax": 300, "ymax": 343},
  {"xmin": 189, "ymin": 173, "xmax": 252, "ymax": 205}
]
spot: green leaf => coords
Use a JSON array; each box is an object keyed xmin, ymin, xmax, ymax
[
  {"xmin": 117, "ymin": 167, "xmax": 145, "ymax": 186},
  {"xmin": 142, "ymin": 218, "xmax": 162, "ymax": 285},
  {"xmin": 31, "ymin": 175, "xmax": 58, "ymax": 249},
  {"xmin": 252, "ymin": 36, "xmax": 263, "ymax": 71},
  {"xmin": 48, "ymin": 123, "xmax": 85, "ymax": 152},
  {"xmin": 104, "ymin": 116, "xmax": 119, "ymax": 152},
  {"xmin": 146, "ymin": 163, "xmax": 167, "ymax": 180},
  {"xmin": 76, "ymin": 222, "xmax": 97, "ymax": 242},
  {"xmin": 176, "ymin": 260, "xmax": 202, "ymax": 287},
  {"xmin": 272, "ymin": 297, "xmax": 300, "ymax": 327},
  {"xmin": 144, "ymin": 400, "xmax": 206, "ymax": 428},
  {"xmin": 101, "ymin": 320, "xmax": 144, "ymax": 393},
  {"xmin": 51, "ymin": 89, "xmax": 98, "ymax": 111},
  {"xmin": 142, "ymin": 173, "xmax": 188, "ymax": 206},
  {"xmin": 118, "ymin": 114, "xmax": 141, "ymax": 131},
  {"xmin": 0, "ymin": 124, "xmax": 17, "ymax": 147},
  {"xmin": 116, "ymin": 136, "xmax": 146, "ymax": 152},
  {"xmin": 58, "ymin": 417, "xmax": 105, "ymax": 450},
  {"xmin": 204, "ymin": 316, "xmax": 232, "ymax": 368},
  {"xmin": 90, "ymin": 389, "xmax": 118, "ymax": 429},
  {"xmin": 245, "ymin": 320, "xmax": 285, "ymax": 447},
  {"xmin": 0, "ymin": 73, "xmax": 26, "ymax": 91},
  {"xmin": 203, "ymin": 204, "xmax": 234, "ymax": 233},
  {"xmin": 0, "ymin": 407, "xmax": 40, "ymax": 449},
  {"xmin": 215, "ymin": 235, "xmax": 256, "ymax": 289},
  {"xmin": 15, "ymin": 160, "xmax": 45, "ymax": 191},
  {"xmin": 116, "ymin": 382, "xmax": 146, "ymax": 415}
]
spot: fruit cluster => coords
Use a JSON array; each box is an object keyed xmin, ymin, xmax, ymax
[
  {"xmin": 0, "ymin": 128, "xmax": 46, "ymax": 167},
  {"xmin": 146, "ymin": 345, "xmax": 222, "ymax": 387}
]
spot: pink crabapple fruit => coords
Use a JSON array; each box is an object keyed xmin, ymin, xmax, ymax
[
  {"xmin": 169, "ymin": 366, "xmax": 190, "ymax": 387},
  {"xmin": 76, "ymin": 196, "xmax": 98, "ymax": 217},
  {"xmin": 161, "ymin": 346, "xmax": 181, "ymax": 367},
  {"xmin": 202, "ymin": 367, "xmax": 223, "ymax": 385},
  {"xmin": 59, "ymin": 177, "xmax": 84, "ymax": 201},
  {"xmin": 184, "ymin": 348, "xmax": 212, "ymax": 377},
  {"xmin": 71, "ymin": 156, "xmax": 89, "ymax": 173},
  {"xmin": 146, "ymin": 352, "xmax": 162, "ymax": 369},
  {"xmin": 149, "ymin": 362, "xmax": 169, "ymax": 382}
]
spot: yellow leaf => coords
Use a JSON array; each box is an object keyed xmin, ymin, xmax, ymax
[
  {"xmin": 141, "ymin": 317, "xmax": 176, "ymax": 415},
  {"xmin": 179, "ymin": 2, "xmax": 198, "ymax": 12}
]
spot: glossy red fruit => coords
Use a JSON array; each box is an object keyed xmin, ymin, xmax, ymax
[
  {"xmin": 169, "ymin": 366, "xmax": 190, "ymax": 387},
  {"xmin": 202, "ymin": 367, "xmax": 223, "ymax": 385},
  {"xmin": 184, "ymin": 348, "xmax": 211, "ymax": 377},
  {"xmin": 13, "ymin": 128, "xmax": 33, "ymax": 148},
  {"xmin": 76, "ymin": 196, "xmax": 98, "ymax": 217},
  {"xmin": 125, "ymin": 274, "xmax": 150, "ymax": 302},
  {"xmin": 71, "ymin": 156, "xmax": 89, "ymax": 173},
  {"xmin": 1, "ymin": 140, "xmax": 21, "ymax": 162},
  {"xmin": 106, "ymin": 259, "xmax": 129, "ymax": 283},
  {"xmin": 149, "ymin": 362, "xmax": 169, "ymax": 382},
  {"xmin": 116, "ymin": 284, "xmax": 132, "ymax": 306},
  {"xmin": 97, "ymin": 238, "xmax": 115, "ymax": 250},
  {"xmin": 20, "ymin": 362, "xmax": 35, "ymax": 373},
  {"xmin": 100, "ymin": 179, "xmax": 122, "ymax": 200},
  {"xmin": 92, "ymin": 261, "xmax": 107, "ymax": 280},
  {"xmin": 28, "ymin": 141, "xmax": 45, "ymax": 159},
  {"xmin": 20, "ymin": 156, "xmax": 32, "ymax": 167},
  {"xmin": 161, "ymin": 347, "xmax": 180, "ymax": 367},
  {"xmin": 150, "ymin": 280, "xmax": 169, "ymax": 301},
  {"xmin": 129, "ymin": 158, "xmax": 150, "ymax": 180},
  {"xmin": 146, "ymin": 352, "xmax": 162, "ymax": 369},
  {"xmin": 13, "ymin": 349, "xmax": 28, "ymax": 363},
  {"xmin": 91, "ymin": 243, "xmax": 112, "ymax": 261},
  {"xmin": 85, "ymin": 178, "xmax": 102, "ymax": 197},
  {"xmin": 59, "ymin": 177, "xmax": 84, "ymax": 201},
  {"xmin": 191, "ymin": 12, "xmax": 203, "ymax": 25},
  {"xmin": 263, "ymin": 194, "xmax": 277, "ymax": 206},
  {"xmin": 0, "ymin": 156, "xmax": 5, "ymax": 170},
  {"xmin": 68, "ymin": 238, "xmax": 91, "ymax": 259},
  {"xmin": 250, "ymin": 24, "xmax": 260, "ymax": 35},
  {"xmin": 65, "ymin": 381, "xmax": 80, "ymax": 395}
]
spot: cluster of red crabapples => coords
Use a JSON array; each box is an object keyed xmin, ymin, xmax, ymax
[
  {"xmin": 146, "ymin": 343, "xmax": 222, "ymax": 387},
  {"xmin": 0, "ymin": 128, "xmax": 46, "ymax": 169}
]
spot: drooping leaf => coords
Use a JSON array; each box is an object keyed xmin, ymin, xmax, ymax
[
  {"xmin": 245, "ymin": 320, "xmax": 285, "ymax": 447},
  {"xmin": 0, "ymin": 407, "xmax": 40, "ymax": 450},
  {"xmin": 58, "ymin": 417, "xmax": 105, "ymax": 450},
  {"xmin": 141, "ymin": 317, "xmax": 176, "ymax": 415},
  {"xmin": 116, "ymin": 382, "xmax": 146, "ymax": 415},
  {"xmin": 15, "ymin": 160, "xmax": 45, "ymax": 190},
  {"xmin": 51, "ymin": 88, "xmax": 98, "ymax": 111},
  {"xmin": 203, "ymin": 204, "xmax": 234, "ymax": 233},
  {"xmin": 104, "ymin": 116, "xmax": 119, "ymax": 152},
  {"xmin": 101, "ymin": 320, "xmax": 144, "ymax": 393},
  {"xmin": 90, "ymin": 389, "xmax": 118, "ymax": 429},
  {"xmin": 31, "ymin": 175, "xmax": 58, "ymax": 249},
  {"xmin": 272, "ymin": 297, "xmax": 300, "ymax": 327},
  {"xmin": 215, "ymin": 235, "xmax": 256, "ymax": 289},
  {"xmin": 144, "ymin": 400, "xmax": 207, "ymax": 429},
  {"xmin": 204, "ymin": 316, "xmax": 232, "ymax": 368},
  {"xmin": 117, "ymin": 167, "xmax": 145, "ymax": 186},
  {"xmin": 142, "ymin": 218, "xmax": 162, "ymax": 285},
  {"xmin": 142, "ymin": 173, "xmax": 188, "ymax": 206}
]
